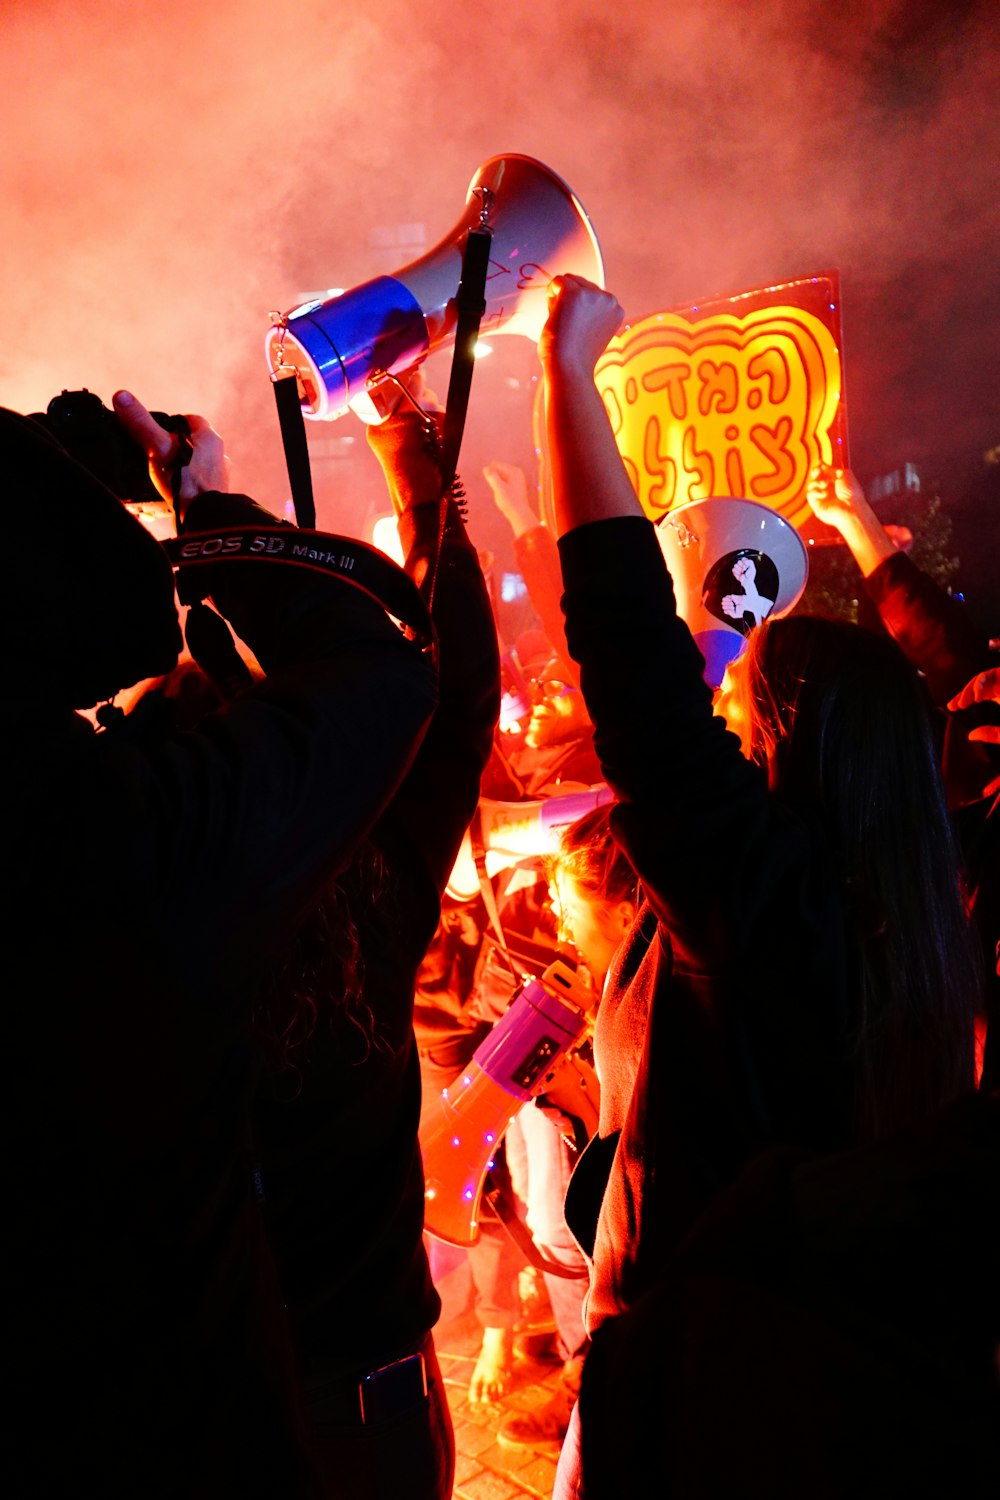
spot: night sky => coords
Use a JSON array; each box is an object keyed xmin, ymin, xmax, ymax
[{"xmin": 3, "ymin": 0, "xmax": 997, "ymax": 619}]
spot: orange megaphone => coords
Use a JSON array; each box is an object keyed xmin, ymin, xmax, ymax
[{"xmin": 264, "ymin": 153, "xmax": 604, "ymax": 422}]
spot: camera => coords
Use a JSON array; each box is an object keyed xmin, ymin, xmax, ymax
[{"xmin": 30, "ymin": 389, "xmax": 188, "ymax": 507}]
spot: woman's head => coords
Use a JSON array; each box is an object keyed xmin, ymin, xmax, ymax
[
  {"xmin": 716, "ymin": 614, "xmax": 944, "ymax": 803},
  {"xmin": 549, "ymin": 805, "xmax": 638, "ymax": 988}
]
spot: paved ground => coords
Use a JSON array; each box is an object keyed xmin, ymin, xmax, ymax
[{"xmin": 432, "ymin": 1253, "xmax": 569, "ymax": 1500}]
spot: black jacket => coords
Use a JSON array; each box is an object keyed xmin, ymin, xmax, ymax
[
  {"xmin": 558, "ymin": 517, "xmax": 858, "ymax": 1333},
  {"xmin": 4, "ymin": 488, "xmax": 437, "ymax": 1496}
]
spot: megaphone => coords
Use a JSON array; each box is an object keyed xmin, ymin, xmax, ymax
[
  {"xmin": 421, "ymin": 958, "xmax": 594, "ymax": 1247},
  {"xmin": 264, "ymin": 153, "xmax": 604, "ymax": 422},
  {"xmin": 446, "ymin": 783, "xmax": 615, "ymax": 900},
  {"xmin": 655, "ymin": 497, "xmax": 809, "ymax": 689}
]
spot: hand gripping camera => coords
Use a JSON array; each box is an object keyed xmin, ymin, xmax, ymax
[{"xmin": 421, "ymin": 957, "xmax": 595, "ymax": 1247}]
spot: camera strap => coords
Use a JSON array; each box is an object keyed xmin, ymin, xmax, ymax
[{"xmin": 163, "ymin": 525, "xmax": 435, "ymax": 652}]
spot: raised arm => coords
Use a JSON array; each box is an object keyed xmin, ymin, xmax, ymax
[
  {"xmin": 538, "ymin": 276, "xmax": 770, "ymax": 968},
  {"xmin": 366, "ymin": 385, "xmax": 500, "ymax": 900},
  {"xmin": 808, "ymin": 460, "xmax": 994, "ymax": 737},
  {"xmin": 538, "ymin": 275, "xmax": 641, "ymax": 537},
  {"xmin": 484, "ymin": 457, "xmax": 579, "ymax": 685}
]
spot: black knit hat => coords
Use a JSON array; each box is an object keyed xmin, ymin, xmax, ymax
[{"xmin": 1, "ymin": 405, "xmax": 182, "ymax": 707}]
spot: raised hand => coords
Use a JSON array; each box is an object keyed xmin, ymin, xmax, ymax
[
  {"xmin": 483, "ymin": 459, "xmax": 539, "ymax": 537},
  {"xmin": 804, "ymin": 461, "xmax": 898, "ymax": 577},
  {"xmin": 805, "ymin": 463, "xmax": 868, "ymax": 531},
  {"xmin": 537, "ymin": 274, "xmax": 625, "ymax": 380}
]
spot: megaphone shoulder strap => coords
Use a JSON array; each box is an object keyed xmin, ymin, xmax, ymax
[
  {"xmin": 483, "ymin": 1178, "xmax": 589, "ymax": 1280},
  {"xmin": 272, "ymin": 370, "xmax": 316, "ymax": 529},
  {"xmin": 469, "ymin": 803, "xmax": 521, "ymax": 981},
  {"xmin": 438, "ymin": 226, "xmax": 492, "ymax": 492}
]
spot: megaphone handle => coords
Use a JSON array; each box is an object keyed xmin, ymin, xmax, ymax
[{"xmin": 438, "ymin": 227, "xmax": 492, "ymax": 491}]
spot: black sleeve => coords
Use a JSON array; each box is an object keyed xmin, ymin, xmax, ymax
[
  {"xmin": 558, "ymin": 516, "xmax": 854, "ymax": 1157},
  {"xmin": 558, "ymin": 517, "xmax": 775, "ymax": 969},
  {"xmin": 865, "ymin": 551, "xmax": 993, "ymax": 706},
  {"xmin": 865, "ymin": 551, "xmax": 998, "ymax": 807}
]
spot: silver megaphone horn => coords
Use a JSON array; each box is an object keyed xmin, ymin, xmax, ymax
[{"xmin": 265, "ymin": 153, "xmax": 604, "ymax": 422}]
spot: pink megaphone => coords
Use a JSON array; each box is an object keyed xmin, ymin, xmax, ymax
[{"xmin": 421, "ymin": 958, "xmax": 594, "ymax": 1247}]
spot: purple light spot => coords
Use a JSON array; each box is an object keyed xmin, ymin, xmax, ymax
[
  {"xmin": 451, "ymin": 1136, "xmax": 461, "ymax": 1147},
  {"xmin": 464, "ymin": 1188, "xmax": 474, "ymax": 1201}
]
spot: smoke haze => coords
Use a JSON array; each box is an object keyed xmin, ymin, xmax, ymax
[{"xmin": 2, "ymin": 0, "xmax": 997, "ymax": 588}]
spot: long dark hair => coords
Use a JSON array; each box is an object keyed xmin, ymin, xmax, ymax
[
  {"xmin": 739, "ymin": 614, "xmax": 978, "ymax": 1139},
  {"xmin": 256, "ymin": 845, "xmax": 390, "ymax": 1071}
]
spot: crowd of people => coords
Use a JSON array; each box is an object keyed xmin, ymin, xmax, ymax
[{"xmin": 4, "ymin": 268, "xmax": 997, "ymax": 1499}]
